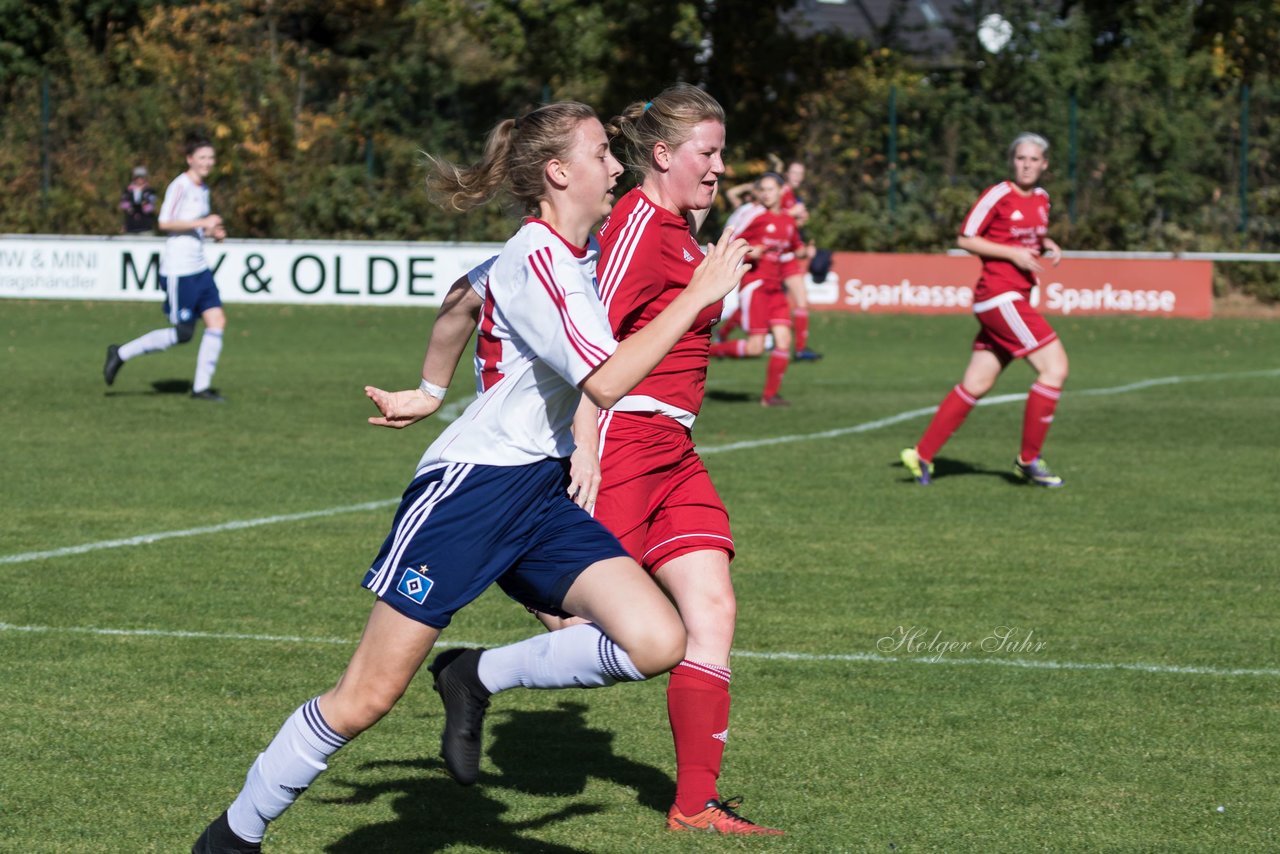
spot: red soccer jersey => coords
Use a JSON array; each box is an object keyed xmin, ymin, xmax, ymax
[
  {"xmin": 735, "ymin": 209, "xmax": 803, "ymax": 285},
  {"xmin": 596, "ymin": 188, "xmax": 721, "ymax": 418},
  {"xmin": 780, "ymin": 184, "xmax": 798, "ymax": 212},
  {"xmin": 959, "ymin": 181, "xmax": 1051, "ymax": 301},
  {"xmin": 780, "ymin": 184, "xmax": 807, "ymax": 226}
]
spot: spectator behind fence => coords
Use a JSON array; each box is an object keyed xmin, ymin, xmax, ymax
[{"xmin": 119, "ymin": 166, "xmax": 158, "ymax": 234}]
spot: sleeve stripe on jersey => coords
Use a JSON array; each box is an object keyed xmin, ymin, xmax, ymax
[
  {"xmin": 161, "ymin": 183, "xmax": 185, "ymax": 221},
  {"xmin": 476, "ymin": 291, "xmax": 505, "ymax": 392},
  {"xmin": 528, "ymin": 247, "xmax": 613, "ymax": 366},
  {"xmin": 960, "ymin": 182, "xmax": 1012, "ymax": 236},
  {"xmin": 597, "ymin": 200, "xmax": 656, "ymax": 310}
]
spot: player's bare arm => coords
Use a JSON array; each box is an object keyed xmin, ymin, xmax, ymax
[
  {"xmin": 568, "ymin": 396, "xmax": 602, "ymax": 510},
  {"xmin": 365, "ymin": 273, "xmax": 483, "ymax": 429},
  {"xmin": 581, "ymin": 229, "xmax": 748, "ymax": 409},
  {"xmin": 158, "ymin": 213, "xmax": 222, "ymax": 233},
  {"xmin": 958, "ymin": 234, "xmax": 1043, "ymax": 273}
]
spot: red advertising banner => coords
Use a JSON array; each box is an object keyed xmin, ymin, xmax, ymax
[{"xmin": 807, "ymin": 252, "xmax": 1214, "ymax": 318}]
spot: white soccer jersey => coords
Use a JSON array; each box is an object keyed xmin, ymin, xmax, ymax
[
  {"xmin": 158, "ymin": 172, "xmax": 211, "ymax": 276},
  {"xmin": 417, "ymin": 220, "xmax": 618, "ymax": 471},
  {"xmin": 467, "ymin": 255, "xmax": 496, "ymax": 300}
]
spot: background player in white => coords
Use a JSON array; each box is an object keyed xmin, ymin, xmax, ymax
[
  {"xmin": 103, "ymin": 135, "xmax": 229, "ymax": 401},
  {"xmin": 191, "ymin": 102, "xmax": 749, "ymax": 853},
  {"xmin": 901, "ymin": 132, "xmax": 1068, "ymax": 487}
]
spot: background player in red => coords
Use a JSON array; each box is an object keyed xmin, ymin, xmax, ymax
[
  {"xmin": 430, "ymin": 84, "xmax": 784, "ymax": 835},
  {"xmin": 709, "ymin": 172, "xmax": 806, "ymax": 407},
  {"xmin": 901, "ymin": 132, "xmax": 1068, "ymax": 487},
  {"xmin": 780, "ymin": 159, "xmax": 822, "ymax": 361}
]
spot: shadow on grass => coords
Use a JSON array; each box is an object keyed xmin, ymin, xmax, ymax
[
  {"xmin": 322, "ymin": 702, "xmax": 670, "ymax": 852},
  {"xmin": 705, "ymin": 389, "xmax": 757, "ymax": 403},
  {"xmin": 895, "ymin": 455, "xmax": 1023, "ymax": 485},
  {"xmin": 104, "ymin": 378, "xmax": 192, "ymax": 396}
]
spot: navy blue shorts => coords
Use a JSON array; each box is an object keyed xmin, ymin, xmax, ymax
[
  {"xmin": 162, "ymin": 269, "xmax": 222, "ymax": 324},
  {"xmin": 361, "ymin": 459, "xmax": 628, "ymax": 629}
]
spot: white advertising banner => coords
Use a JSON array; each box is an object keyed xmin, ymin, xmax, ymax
[{"xmin": 0, "ymin": 235, "xmax": 504, "ymax": 306}]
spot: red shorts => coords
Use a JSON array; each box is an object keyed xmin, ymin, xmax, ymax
[
  {"xmin": 595, "ymin": 410, "xmax": 733, "ymax": 572},
  {"xmin": 782, "ymin": 256, "xmax": 806, "ymax": 280},
  {"xmin": 972, "ymin": 292, "xmax": 1058, "ymax": 360},
  {"xmin": 739, "ymin": 277, "xmax": 792, "ymax": 334}
]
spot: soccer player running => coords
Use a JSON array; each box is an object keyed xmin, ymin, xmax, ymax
[
  {"xmin": 708, "ymin": 171, "xmax": 806, "ymax": 407},
  {"xmin": 191, "ymin": 101, "xmax": 750, "ymax": 853},
  {"xmin": 429, "ymin": 83, "xmax": 785, "ymax": 835},
  {"xmin": 780, "ymin": 159, "xmax": 823, "ymax": 361},
  {"xmin": 103, "ymin": 135, "xmax": 229, "ymax": 401},
  {"xmin": 901, "ymin": 132, "xmax": 1068, "ymax": 487}
]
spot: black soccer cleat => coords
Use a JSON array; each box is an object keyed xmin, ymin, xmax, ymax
[
  {"xmin": 429, "ymin": 647, "xmax": 491, "ymax": 786},
  {"xmin": 190, "ymin": 389, "xmax": 226, "ymax": 402},
  {"xmin": 103, "ymin": 344, "xmax": 124, "ymax": 386},
  {"xmin": 192, "ymin": 811, "xmax": 261, "ymax": 854}
]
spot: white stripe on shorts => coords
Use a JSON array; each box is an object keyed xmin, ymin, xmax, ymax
[
  {"xmin": 739, "ymin": 278, "xmax": 765, "ymax": 331},
  {"xmin": 641, "ymin": 532, "xmax": 734, "ymax": 564},
  {"xmin": 167, "ymin": 275, "xmax": 180, "ymax": 324},
  {"xmin": 369, "ymin": 463, "xmax": 473, "ymax": 596},
  {"xmin": 997, "ymin": 299, "xmax": 1039, "ymax": 351}
]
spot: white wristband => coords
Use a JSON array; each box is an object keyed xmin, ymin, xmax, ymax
[{"xmin": 418, "ymin": 379, "xmax": 447, "ymax": 400}]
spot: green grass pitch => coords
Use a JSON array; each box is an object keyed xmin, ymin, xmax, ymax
[{"xmin": 2, "ymin": 300, "xmax": 1278, "ymax": 852}]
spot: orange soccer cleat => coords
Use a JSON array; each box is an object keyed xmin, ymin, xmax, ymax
[{"xmin": 666, "ymin": 797, "xmax": 785, "ymax": 835}]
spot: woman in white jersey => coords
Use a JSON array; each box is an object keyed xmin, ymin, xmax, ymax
[
  {"xmin": 192, "ymin": 102, "xmax": 749, "ymax": 853},
  {"xmin": 103, "ymin": 135, "xmax": 229, "ymax": 401},
  {"xmin": 425, "ymin": 85, "xmax": 785, "ymax": 835}
]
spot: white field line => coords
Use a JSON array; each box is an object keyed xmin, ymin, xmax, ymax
[
  {"xmin": 3, "ymin": 367, "xmax": 1278, "ymax": 568},
  {"xmin": 2, "ymin": 621, "xmax": 1277, "ymax": 679},
  {"xmin": 697, "ymin": 366, "xmax": 1280, "ymax": 456},
  {"xmin": 0, "ymin": 500, "xmax": 398, "ymax": 566}
]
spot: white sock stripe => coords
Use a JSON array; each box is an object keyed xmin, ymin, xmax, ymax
[
  {"xmin": 954, "ymin": 385, "xmax": 978, "ymax": 406},
  {"xmin": 681, "ymin": 660, "xmax": 732, "ymax": 683},
  {"xmin": 301, "ymin": 698, "xmax": 348, "ymax": 750},
  {"xmin": 1031, "ymin": 382, "xmax": 1062, "ymax": 400},
  {"xmin": 596, "ymin": 632, "xmax": 644, "ymax": 682}
]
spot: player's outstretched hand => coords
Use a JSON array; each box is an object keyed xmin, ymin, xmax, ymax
[
  {"xmin": 365, "ymin": 385, "xmax": 440, "ymax": 429},
  {"xmin": 1009, "ymin": 246, "xmax": 1044, "ymax": 273},
  {"xmin": 567, "ymin": 443, "xmax": 602, "ymax": 510},
  {"xmin": 688, "ymin": 227, "xmax": 750, "ymax": 307}
]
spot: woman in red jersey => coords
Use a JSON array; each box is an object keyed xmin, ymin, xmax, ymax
[
  {"xmin": 901, "ymin": 132, "xmax": 1069, "ymax": 487},
  {"xmin": 192, "ymin": 100, "xmax": 754, "ymax": 853},
  {"xmin": 708, "ymin": 171, "xmax": 806, "ymax": 406},
  {"xmin": 429, "ymin": 83, "xmax": 784, "ymax": 836},
  {"xmin": 779, "ymin": 159, "xmax": 823, "ymax": 360}
]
